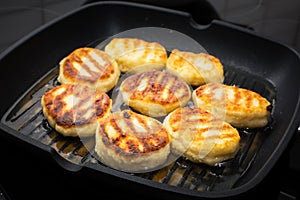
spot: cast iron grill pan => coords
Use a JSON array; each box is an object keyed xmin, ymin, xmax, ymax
[
  {"xmin": 0, "ymin": 1, "xmax": 299, "ymax": 199},
  {"xmin": 1, "ymin": 59, "xmax": 276, "ymax": 196}
]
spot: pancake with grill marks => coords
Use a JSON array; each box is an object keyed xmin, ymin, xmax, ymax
[
  {"xmin": 57, "ymin": 47, "xmax": 120, "ymax": 93},
  {"xmin": 192, "ymin": 83, "xmax": 272, "ymax": 128},
  {"xmin": 104, "ymin": 38, "xmax": 167, "ymax": 73},
  {"xmin": 166, "ymin": 49, "xmax": 224, "ymax": 86},
  {"xmin": 95, "ymin": 109, "xmax": 170, "ymax": 173},
  {"xmin": 120, "ymin": 70, "xmax": 191, "ymax": 117},
  {"xmin": 163, "ymin": 106, "xmax": 240, "ymax": 166},
  {"xmin": 41, "ymin": 84, "xmax": 112, "ymax": 137}
]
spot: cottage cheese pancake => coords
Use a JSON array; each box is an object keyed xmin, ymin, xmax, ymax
[
  {"xmin": 120, "ymin": 70, "xmax": 191, "ymax": 117},
  {"xmin": 163, "ymin": 106, "xmax": 240, "ymax": 166},
  {"xmin": 166, "ymin": 49, "xmax": 224, "ymax": 86},
  {"xmin": 57, "ymin": 47, "xmax": 120, "ymax": 93},
  {"xmin": 104, "ymin": 38, "xmax": 167, "ymax": 73},
  {"xmin": 41, "ymin": 84, "xmax": 112, "ymax": 137},
  {"xmin": 192, "ymin": 83, "xmax": 271, "ymax": 128},
  {"xmin": 95, "ymin": 110, "xmax": 170, "ymax": 173}
]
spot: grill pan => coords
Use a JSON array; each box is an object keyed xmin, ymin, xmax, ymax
[{"xmin": 1, "ymin": 1, "xmax": 300, "ymax": 199}]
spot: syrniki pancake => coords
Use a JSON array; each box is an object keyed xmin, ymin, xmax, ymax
[
  {"xmin": 41, "ymin": 84, "xmax": 112, "ymax": 137},
  {"xmin": 57, "ymin": 47, "xmax": 120, "ymax": 93},
  {"xmin": 163, "ymin": 106, "xmax": 240, "ymax": 166},
  {"xmin": 166, "ymin": 49, "xmax": 224, "ymax": 86},
  {"xmin": 192, "ymin": 83, "xmax": 272, "ymax": 128},
  {"xmin": 104, "ymin": 38, "xmax": 168, "ymax": 73},
  {"xmin": 95, "ymin": 109, "xmax": 170, "ymax": 173},
  {"xmin": 120, "ymin": 70, "xmax": 191, "ymax": 117}
]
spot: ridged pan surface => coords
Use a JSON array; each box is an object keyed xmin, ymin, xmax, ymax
[{"xmin": 1, "ymin": 62, "xmax": 276, "ymax": 196}]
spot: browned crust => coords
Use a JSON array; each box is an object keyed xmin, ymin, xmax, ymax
[
  {"xmin": 104, "ymin": 38, "xmax": 167, "ymax": 72},
  {"xmin": 192, "ymin": 83, "xmax": 271, "ymax": 128},
  {"xmin": 97, "ymin": 110, "xmax": 170, "ymax": 156},
  {"xmin": 194, "ymin": 83, "xmax": 271, "ymax": 115},
  {"xmin": 42, "ymin": 84, "xmax": 111, "ymax": 128},
  {"xmin": 164, "ymin": 106, "xmax": 240, "ymax": 165},
  {"xmin": 121, "ymin": 70, "xmax": 191, "ymax": 105},
  {"xmin": 166, "ymin": 49, "xmax": 224, "ymax": 86},
  {"xmin": 59, "ymin": 47, "xmax": 116, "ymax": 83},
  {"xmin": 167, "ymin": 107, "xmax": 239, "ymax": 142}
]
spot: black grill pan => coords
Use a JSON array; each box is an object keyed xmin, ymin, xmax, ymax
[{"xmin": 0, "ymin": 1, "xmax": 300, "ymax": 199}]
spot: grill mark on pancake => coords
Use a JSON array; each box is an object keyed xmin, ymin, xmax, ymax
[
  {"xmin": 168, "ymin": 107, "xmax": 226, "ymax": 133},
  {"xmin": 233, "ymin": 87, "xmax": 241, "ymax": 107},
  {"xmin": 100, "ymin": 122, "xmax": 117, "ymax": 145},
  {"xmin": 61, "ymin": 96, "xmax": 90, "ymax": 126},
  {"xmin": 156, "ymin": 71, "xmax": 173, "ymax": 103},
  {"xmin": 64, "ymin": 86, "xmax": 96, "ymax": 123},
  {"xmin": 167, "ymin": 107, "xmax": 238, "ymax": 141},
  {"xmin": 134, "ymin": 114, "xmax": 168, "ymax": 152},
  {"xmin": 62, "ymin": 48, "xmax": 114, "ymax": 83},
  {"xmin": 140, "ymin": 47, "xmax": 150, "ymax": 61},
  {"xmin": 100, "ymin": 110, "xmax": 169, "ymax": 154},
  {"xmin": 124, "ymin": 71, "xmax": 190, "ymax": 105},
  {"xmin": 80, "ymin": 63, "xmax": 100, "ymax": 82},
  {"xmin": 123, "ymin": 111, "xmax": 138, "ymax": 137},
  {"xmin": 44, "ymin": 85, "xmax": 109, "ymax": 128},
  {"xmin": 92, "ymin": 51, "xmax": 115, "ymax": 80},
  {"xmin": 225, "ymin": 85, "xmax": 265, "ymax": 112},
  {"xmin": 195, "ymin": 85, "xmax": 205, "ymax": 97},
  {"xmin": 168, "ymin": 75, "xmax": 183, "ymax": 103},
  {"xmin": 193, "ymin": 83, "xmax": 271, "ymax": 128},
  {"xmin": 167, "ymin": 49, "xmax": 224, "ymax": 86},
  {"xmin": 64, "ymin": 60, "xmax": 78, "ymax": 80},
  {"xmin": 134, "ymin": 115, "xmax": 154, "ymax": 152},
  {"xmin": 101, "ymin": 113, "xmax": 139, "ymax": 153},
  {"xmin": 95, "ymin": 94, "xmax": 110, "ymax": 117},
  {"xmin": 46, "ymin": 86, "xmax": 72, "ymax": 127},
  {"xmin": 194, "ymin": 131, "xmax": 238, "ymax": 141},
  {"xmin": 148, "ymin": 70, "xmax": 158, "ymax": 87},
  {"xmin": 135, "ymin": 111, "xmax": 152, "ymax": 133},
  {"xmin": 109, "ymin": 116, "xmax": 124, "ymax": 140},
  {"xmin": 64, "ymin": 49, "xmax": 92, "ymax": 81},
  {"xmin": 157, "ymin": 70, "xmax": 170, "ymax": 90},
  {"xmin": 244, "ymin": 91, "xmax": 252, "ymax": 111},
  {"xmin": 143, "ymin": 71, "xmax": 167, "ymax": 102},
  {"xmin": 100, "ymin": 117, "xmax": 124, "ymax": 150}
]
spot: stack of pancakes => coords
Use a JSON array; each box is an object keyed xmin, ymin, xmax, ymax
[{"xmin": 41, "ymin": 38, "xmax": 272, "ymax": 173}]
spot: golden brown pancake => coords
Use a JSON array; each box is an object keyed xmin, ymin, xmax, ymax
[
  {"xmin": 41, "ymin": 84, "xmax": 112, "ymax": 137},
  {"xmin": 120, "ymin": 70, "xmax": 191, "ymax": 117},
  {"xmin": 95, "ymin": 109, "xmax": 170, "ymax": 173},
  {"xmin": 104, "ymin": 38, "xmax": 167, "ymax": 73},
  {"xmin": 166, "ymin": 49, "xmax": 224, "ymax": 86},
  {"xmin": 163, "ymin": 106, "xmax": 240, "ymax": 166},
  {"xmin": 192, "ymin": 83, "xmax": 271, "ymax": 128},
  {"xmin": 57, "ymin": 47, "xmax": 120, "ymax": 93}
]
